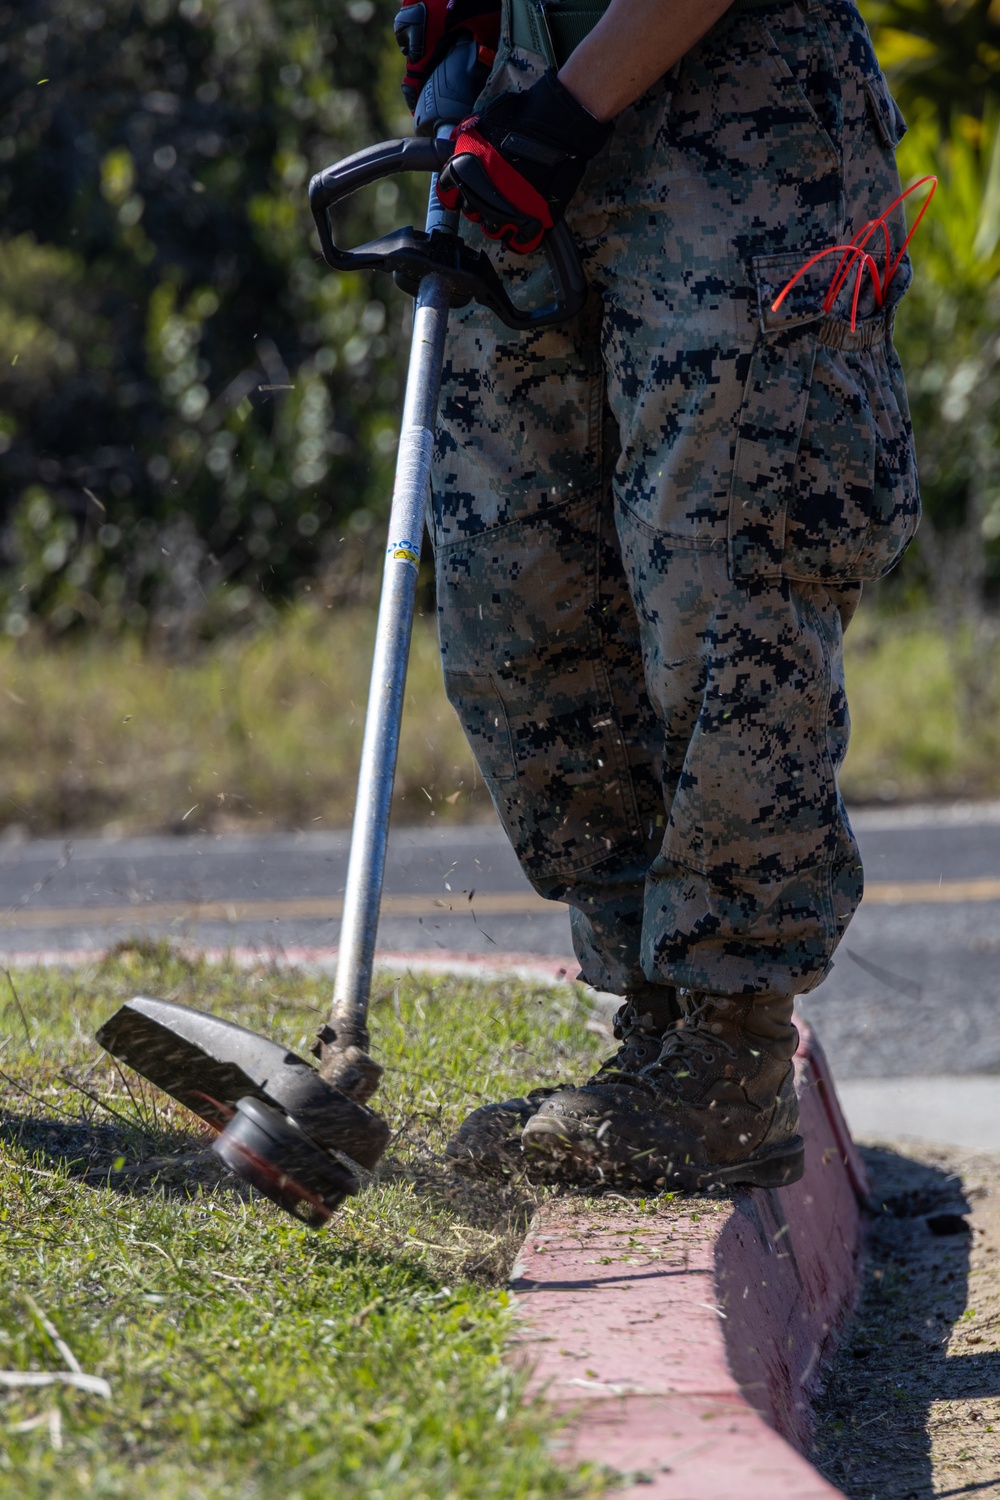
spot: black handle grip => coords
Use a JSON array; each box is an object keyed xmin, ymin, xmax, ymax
[
  {"xmin": 309, "ymin": 137, "xmax": 449, "ymax": 270},
  {"xmin": 308, "ymin": 137, "xmax": 587, "ymax": 331}
]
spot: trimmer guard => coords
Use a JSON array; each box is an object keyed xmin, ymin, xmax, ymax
[{"xmin": 97, "ymin": 997, "xmax": 390, "ymax": 1171}]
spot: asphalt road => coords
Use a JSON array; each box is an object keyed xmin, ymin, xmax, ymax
[{"xmin": 2, "ymin": 801, "xmax": 1000, "ymax": 1082}]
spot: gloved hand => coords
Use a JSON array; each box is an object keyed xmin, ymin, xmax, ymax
[
  {"xmin": 394, "ymin": 0, "xmax": 501, "ymax": 113},
  {"xmin": 436, "ymin": 70, "xmax": 612, "ymax": 254}
]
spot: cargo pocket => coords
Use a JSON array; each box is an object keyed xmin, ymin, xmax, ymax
[
  {"xmin": 864, "ymin": 73, "xmax": 907, "ymax": 151},
  {"xmin": 728, "ymin": 248, "xmax": 919, "ymax": 583}
]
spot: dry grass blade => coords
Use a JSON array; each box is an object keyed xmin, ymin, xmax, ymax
[
  {"xmin": 0, "ymin": 955, "xmax": 610, "ymax": 1498},
  {"xmin": 0, "ymin": 1372, "xmax": 111, "ymax": 1398},
  {"xmin": 2, "ymin": 969, "xmax": 34, "ymax": 1053},
  {"xmin": 110, "ymin": 1058, "xmax": 153, "ymax": 1129},
  {"xmin": 0, "ymin": 1067, "xmax": 77, "ymax": 1122},
  {"xmin": 22, "ymin": 1293, "xmax": 82, "ymax": 1374},
  {"xmin": 57, "ymin": 1069, "xmax": 148, "ymax": 1131},
  {"xmin": 7, "ymin": 1414, "xmax": 52, "ymax": 1435}
]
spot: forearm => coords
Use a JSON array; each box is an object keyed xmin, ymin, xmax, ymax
[{"xmin": 557, "ymin": 0, "xmax": 734, "ymax": 121}]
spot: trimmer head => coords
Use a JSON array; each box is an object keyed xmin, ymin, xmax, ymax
[
  {"xmin": 97, "ymin": 997, "xmax": 391, "ymax": 1226},
  {"xmin": 213, "ymin": 1097, "xmax": 358, "ymax": 1227}
]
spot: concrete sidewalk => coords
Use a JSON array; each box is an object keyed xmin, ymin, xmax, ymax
[{"xmin": 837, "ymin": 1074, "xmax": 1000, "ymax": 1151}]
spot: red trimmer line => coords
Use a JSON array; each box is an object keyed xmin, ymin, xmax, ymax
[{"xmin": 773, "ymin": 175, "xmax": 938, "ymax": 330}]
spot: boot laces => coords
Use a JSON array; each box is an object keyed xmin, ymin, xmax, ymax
[
  {"xmin": 611, "ymin": 998, "xmax": 654, "ymax": 1042},
  {"xmin": 591, "ymin": 997, "xmax": 671, "ymax": 1083},
  {"xmin": 642, "ymin": 993, "xmax": 739, "ymax": 1087}
]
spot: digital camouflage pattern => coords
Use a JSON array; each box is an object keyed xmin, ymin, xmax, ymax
[{"xmin": 430, "ymin": 0, "xmax": 919, "ymax": 997}]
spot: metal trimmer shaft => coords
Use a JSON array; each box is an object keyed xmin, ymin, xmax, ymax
[{"xmin": 314, "ymin": 160, "xmax": 458, "ymax": 1100}]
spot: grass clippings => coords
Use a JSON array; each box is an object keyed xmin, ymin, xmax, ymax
[
  {"xmin": 2, "ymin": 948, "xmax": 997, "ymax": 1497},
  {"xmin": 0, "ymin": 943, "xmax": 613, "ymax": 1500},
  {"xmin": 812, "ymin": 1139, "xmax": 1000, "ymax": 1498}
]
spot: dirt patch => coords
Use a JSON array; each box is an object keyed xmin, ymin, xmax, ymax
[{"xmin": 811, "ymin": 1139, "xmax": 1000, "ymax": 1498}]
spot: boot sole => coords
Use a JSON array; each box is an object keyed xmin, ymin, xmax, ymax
[
  {"xmin": 696, "ymin": 1136, "xmax": 805, "ymax": 1192},
  {"xmin": 521, "ymin": 1118, "xmax": 805, "ymax": 1194}
]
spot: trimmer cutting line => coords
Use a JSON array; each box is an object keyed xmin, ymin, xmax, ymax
[{"xmin": 96, "ymin": 41, "xmax": 586, "ymax": 1228}]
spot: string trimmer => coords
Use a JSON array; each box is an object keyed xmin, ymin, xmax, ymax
[{"xmin": 95, "ymin": 41, "xmax": 585, "ymax": 1228}]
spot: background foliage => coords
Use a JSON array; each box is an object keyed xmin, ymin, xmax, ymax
[
  {"xmin": 862, "ymin": 0, "xmax": 1000, "ymax": 122},
  {"xmin": 3, "ymin": 0, "xmax": 1000, "ymax": 644},
  {"xmin": 890, "ymin": 105, "xmax": 1000, "ymax": 613},
  {"xmin": 0, "ymin": 0, "xmax": 416, "ymax": 644}
]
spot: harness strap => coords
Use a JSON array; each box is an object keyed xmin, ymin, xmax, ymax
[{"xmin": 508, "ymin": 0, "xmax": 801, "ymax": 70}]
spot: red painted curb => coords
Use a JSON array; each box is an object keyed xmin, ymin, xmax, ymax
[{"xmin": 508, "ymin": 1025, "xmax": 863, "ymax": 1498}]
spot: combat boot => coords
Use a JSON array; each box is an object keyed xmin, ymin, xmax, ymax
[
  {"xmin": 445, "ymin": 984, "xmax": 681, "ymax": 1178},
  {"xmin": 520, "ymin": 990, "xmax": 803, "ymax": 1191}
]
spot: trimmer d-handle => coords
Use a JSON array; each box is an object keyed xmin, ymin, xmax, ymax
[{"xmin": 308, "ymin": 136, "xmax": 587, "ymax": 330}]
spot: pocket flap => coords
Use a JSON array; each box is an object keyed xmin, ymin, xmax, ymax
[
  {"xmin": 754, "ymin": 250, "xmax": 835, "ymax": 333},
  {"xmin": 753, "ymin": 243, "xmax": 913, "ymax": 338},
  {"xmin": 865, "ymin": 76, "xmax": 906, "ymax": 149}
]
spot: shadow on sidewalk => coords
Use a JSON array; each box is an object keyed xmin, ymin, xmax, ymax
[{"xmin": 811, "ymin": 1144, "xmax": 1000, "ymax": 1499}]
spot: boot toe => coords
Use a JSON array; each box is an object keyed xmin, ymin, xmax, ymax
[
  {"xmin": 520, "ymin": 1083, "xmax": 657, "ymax": 1184},
  {"xmin": 527, "ymin": 1082, "xmax": 649, "ymax": 1133},
  {"xmin": 445, "ymin": 1092, "xmax": 555, "ymax": 1178},
  {"xmin": 515, "ymin": 992, "xmax": 804, "ymax": 1192}
]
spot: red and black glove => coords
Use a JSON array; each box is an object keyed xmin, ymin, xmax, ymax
[
  {"xmin": 394, "ymin": 0, "xmax": 500, "ymax": 114},
  {"xmin": 436, "ymin": 70, "xmax": 612, "ymax": 254}
]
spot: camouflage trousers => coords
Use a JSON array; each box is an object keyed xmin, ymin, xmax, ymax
[{"xmin": 430, "ymin": 0, "xmax": 920, "ymax": 997}]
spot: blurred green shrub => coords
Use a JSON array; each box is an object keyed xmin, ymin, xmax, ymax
[
  {"xmin": 0, "ymin": 0, "xmax": 415, "ymax": 644},
  {"xmin": 882, "ymin": 102, "xmax": 1000, "ymax": 745},
  {"xmin": 862, "ymin": 0, "xmax": 1000, "ymax": 123},
  {"xmin": 3, "ymin": 0, "xmax": 1000, "ymax": 648},
  {"xmin": 891, "ymin": 104, "xmax": 1000, "ymax": 613}
]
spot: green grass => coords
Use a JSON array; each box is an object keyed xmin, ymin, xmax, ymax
[
  {"xmin": 2, "ymin": 602, "xmax": 998, "ymax": 840},
  {"xmin": 0, "ymin": 946, "xmax": 612, "ymax": 1499}
]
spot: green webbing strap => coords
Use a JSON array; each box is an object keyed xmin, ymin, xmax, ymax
[{"xmin": 509, "ymin": 0, "xmax": 797, "ymax": 68}]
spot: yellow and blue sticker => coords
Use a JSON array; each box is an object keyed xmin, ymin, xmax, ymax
[{"xmin": 388, "ymin": 538, "xmax": 420, "ymax": 565}]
